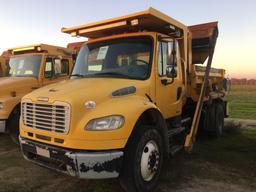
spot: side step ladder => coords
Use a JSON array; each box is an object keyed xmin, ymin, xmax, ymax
[{"xmin": 168, "ymin": 127, "xmax": 186, "ymax": 156}]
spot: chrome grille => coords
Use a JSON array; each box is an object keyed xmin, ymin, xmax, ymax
[{"xmin": 22, "ymin": 101, "xmax": 70, "ymax": 134}]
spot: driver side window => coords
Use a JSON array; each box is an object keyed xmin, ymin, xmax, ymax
[
  {"xmin": 158, "ymin": 40, "xmax": 177, "ymax": 76},
  {"xmin": 45, "ymin": 57, "xmax": 70, "ymax": 79},
  {"xmin": 44, "ymin": 58, "xmax": 53, "ymax": 78}
]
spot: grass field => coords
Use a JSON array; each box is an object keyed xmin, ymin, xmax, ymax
[
  {"xmin": 226, "ymin": 85, "xmax": 256, "ymax": 120},
  {"xmin": 0, "ymin": 122, "xmax": 256, "ymax": 192}
]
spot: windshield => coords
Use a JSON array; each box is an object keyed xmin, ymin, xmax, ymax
[
  {"xmin": 9, "ymin": 55, "xmax": 42, "ymax": 77},
  {"xmin": 72, "ymin": 37, "xmax": 153, "ymax": 80}
]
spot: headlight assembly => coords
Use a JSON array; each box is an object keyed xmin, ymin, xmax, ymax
[{"xmin": 86, "ymin": 115, "xmax": 125, "ymax": 131}]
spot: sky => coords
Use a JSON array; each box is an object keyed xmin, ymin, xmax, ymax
[{"xmin": 0, "ymin": 0, "xmax": 255, "ymax": 79}]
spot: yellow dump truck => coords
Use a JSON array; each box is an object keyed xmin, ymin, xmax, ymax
[
  {"xmin": 19, "ymin": 8, "xmax": 228, "ymax": 191},
  {"xmin": 0, "ymin": 44, "xmax": 73, "ymax": 142}
]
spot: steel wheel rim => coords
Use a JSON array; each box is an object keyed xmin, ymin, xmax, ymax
[{"xmin": 140, "ymin": 140, "xmax": 160, "ymax": 181}]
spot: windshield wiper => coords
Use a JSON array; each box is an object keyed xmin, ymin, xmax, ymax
[
  {"xmin": 11, "ymin": 75, "xmax": 36, "ymax": 77},
  {"xmin": 70, "ymin": 74, "xmax": 86, "ymax": 78},
  {"xmin": 92, "ymin": 72, "xmax": 131, "ymax": 78}
]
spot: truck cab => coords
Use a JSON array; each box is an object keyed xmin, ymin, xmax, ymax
[
  {"xmin": 0, "ymin": 44, "xmax": 73, "ymax": 142},
  {"xmin": 19, "ymin": 8, "xmax": 228, "ymax": 191}
]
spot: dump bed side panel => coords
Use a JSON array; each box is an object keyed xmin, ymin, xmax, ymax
[
  {"xmin": 189, "ymin": 22, "xmax": 218, "ymax": 64},
  {"xmin": 189, "ymin": 65, "xmax": 226, "ymax": 101}
]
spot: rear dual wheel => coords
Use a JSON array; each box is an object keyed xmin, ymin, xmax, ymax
[
  {"xmin": 214, "ymin": 103, "xmax": 224, "ymax": 137},
  {"xmin": 120, "ymin": 126, "xmax": 164, "ymax": 192},
  {"xmin": 199, "ymin": 101, "xmax": 224, "ymax": 138},
  {"xmin": 207, "ymin": 102, "xmax": 224, "ymax": 137}
]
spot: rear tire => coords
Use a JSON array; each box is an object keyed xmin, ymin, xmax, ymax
[
  {"xmin": 199, "ymin": 101, "xmax": 224, "ymax": 138},
  {"xmin": 214, "ymin": 103, "xmax": 224, "ymax": 137},
  {"xmin": 119, "ymin": 126, "xmax": 164, "ymax": 192}
]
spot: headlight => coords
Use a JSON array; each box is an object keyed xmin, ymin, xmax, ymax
[
  {"xmin": 0, "ymin": 102, "xmax": 4, "ymax": 110},
  {"xmin": 86, "ymin": 115, "xmax": 125, "ymax": 131}
]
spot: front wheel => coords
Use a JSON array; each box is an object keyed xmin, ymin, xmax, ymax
[
  {"xmin": 8, "ymin": 109, "xmax": 20, "ymax": 144},
  {"xmin": 120, "ymin": 127, "xmax": 164, "ymax": 192}
]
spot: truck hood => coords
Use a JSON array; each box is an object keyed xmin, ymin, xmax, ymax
[
  {"xmin": 0, "ymin": 77, "xmax": 39, "ymax": 97},
  {"xmin": 24, "ymin": 78, "xmax": 150, "ymax": 105}
]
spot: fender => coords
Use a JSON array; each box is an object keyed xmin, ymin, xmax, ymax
[
  {"xmin": 20, "ymin": 95, "xmax": 167, "ymax": 151},
  {"xmin": 70, "ymin": 95, "xmax": 162, "ymax": 149},
  {"xmin": 0, "ymin": 96, "xmax": 22, "ymax": 120}
]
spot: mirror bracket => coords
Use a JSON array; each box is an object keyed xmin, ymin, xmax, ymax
[{"xmin": 161, "ymin": 78, "xmax": 174, "ymax": 86}]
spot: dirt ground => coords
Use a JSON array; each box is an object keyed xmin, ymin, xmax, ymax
[{"xmin": 0, "ymin": 119, "xmax": 256, "ymax": 192}]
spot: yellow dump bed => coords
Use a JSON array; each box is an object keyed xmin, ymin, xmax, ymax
[
  {"xmin": 190, "ymin": 65, "xmax": 226, "ymax": 100},
  {"xmin": 62, "ymin": 7, "xmax": 187, "ymax": 39},
  {"xmin": 188, "ymin": 22, "xmax": 225, "ymax": 101}
]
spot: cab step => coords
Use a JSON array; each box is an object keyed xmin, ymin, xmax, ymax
[
  {"xmin": 169, "ymin": 145, "xmax": 183, "ymax": 156},
  {"xmin": 167, "ymin": 127, "xmax": 186, "ymax": 137},
  {"xmin": 181, "ymin": 117, "xmax": 191, "ymax": 125}
]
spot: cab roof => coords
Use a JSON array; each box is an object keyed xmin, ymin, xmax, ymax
[{"xmin": 8, "ymin": 44, "xmax": 72, "ymax": 56}]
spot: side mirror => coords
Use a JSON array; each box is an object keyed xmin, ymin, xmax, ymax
[
  {"xmin": 166, "ymin": 64, "xmax": 177, "ymax": 79},
  {"xmin": 54, "ymin": 58, "xmax": 62, "ymax": 76}
]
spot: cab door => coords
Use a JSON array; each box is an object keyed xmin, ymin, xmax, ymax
[
  {"xmin": 155, "ymin": 39, "xmax": 184, "ymax": 119},
  {"xmin": 42, "ymin": 56, "xmax": 71, "ymax": 86}
]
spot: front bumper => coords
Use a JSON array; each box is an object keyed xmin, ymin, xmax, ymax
[
  {"xmin": 19, "ymin": 137, "xmax": 124, "ymax": 179},
  {"xmin": 0, "ymin": 120, "xmax": 7, "ymax": 133}
]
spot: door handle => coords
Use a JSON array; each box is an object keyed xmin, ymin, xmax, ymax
[{"xmin": 176, "ymin": 87, "xmax": 182, "ymax": 100}]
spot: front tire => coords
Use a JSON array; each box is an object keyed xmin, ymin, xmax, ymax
[
  {"xmin": 120, "ymin": 126, "xmax": 164, "ymax": 192},
  {"xmin": 8, "ymin": 109, "xmax": 20, "ymax": 144}
]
